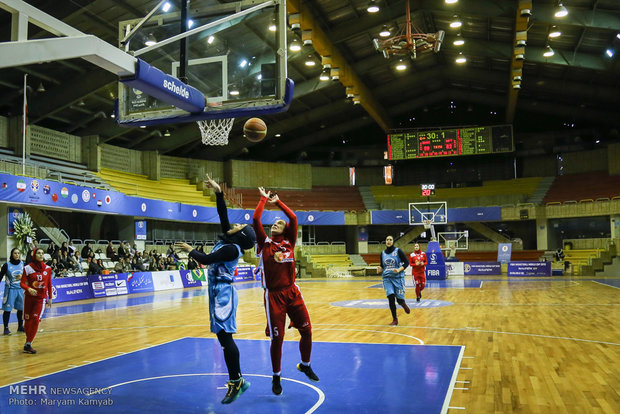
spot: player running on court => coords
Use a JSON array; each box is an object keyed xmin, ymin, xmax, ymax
[
  {"xmin": 175, "ymin": 175, "xmax": 256, "ymax": 404},
  {"xmin": 377, "ymin": 235, "xmax": 410, "ymax": 326},
  {"xmin": 20, "ymin": 248, "xmax": 52, "ymax": 354},
  {"xmin": 1, "ymin": 248, "xmax": 25, "ymax": 335},
  {"xmin": 253, "ymin": 187, "xmax": 319, "ymax": 396},
  {"xmin": 409, "ymin": 243, "xmax": 427, "ymax": 302}
]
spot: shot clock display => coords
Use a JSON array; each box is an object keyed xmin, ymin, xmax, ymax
[
  {"xmin": 387, "ymin": 125, "xmax": 513, "ymax": 160},
  {"xmin": 421, "ymin": 184, "xmax": 435, "ymax": 196}
]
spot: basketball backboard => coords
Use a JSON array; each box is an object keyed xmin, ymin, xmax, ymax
[
  {"xmin": 116, "ymin": 0, "xmax": 291, "ymax": 126},
  {"xmin": 408, "ymin": 201, "xmax": 447, "ymax": 226}
]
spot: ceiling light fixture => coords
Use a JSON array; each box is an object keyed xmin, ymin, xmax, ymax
[
  {"xmin": 554, "ymin": 2, "xmax": 568, "ymax": 18},
  {"xmin": 77, "ymin": 99, "xmax": 85, "ymax": 106},
  {"xmin": 229, "ymin": 89, "xmax": 240, "ymax": 96},
  {"xmin": 187, "ymin": 19, "xmax": 194, "ymax": 29},
  {"xmin": 543, "ymin": 45, "xmax": 555, "ymax": 57},
  {"xmin": 453, "ymin": 33, "xmax": 464, "ymax": 46},
  {"xmin": 304, "ymin": 55, "xmax": 316, "ymax": 66},
  {"xmin": 445, "ymin": 0, "xmax": 458, "ymax": 4},
  {"xmin": 455, "ymin": 52, "xmax": 466, "ymax": 63},
  {"xmin": 395, "ymin": 59, "xmax": 407, "ymax": 70},
  {"xmin": 289, "ymin": 38, "xmax": 302, "ymax": 52},
  {"xmin": 606, "ymin": 49, "xmax": 614, "ymax": 58},
  {"xmin": 145, "ymin": 33, "xmax": 157, "ymax": 46},
  {"xmin": 207, "ymin": 35, "xmax": 215, "ymax": 44},
  {"xmin": 162, "ymin": 2, "xmax": 171, "ymax": 12},
  {"xmin": 164, "ymin": 130, "xmax": 171, "ymax": 137},
  {"xmin": 379, "ymin": 25, "xmax": 391, "ymax": 38},
  {"xmin": 450, "ymin": 16, "xmax": 462, "ymax": 28},
  {"xmin": 36, "ymin": 82, "xmax": 45, "ymax": 93},
  {"xmin": 549, "ymin": 26, "xmax": 561, "ymax": 38},
  {"xmin": 268, "ymin": 19, "xmax": 277, "ymax": 32},
  {"xmin": 319, "ymin": 67, "xmax": 330, "ymax": 81},
  {"xmin": 367, "ymin": 0, "xmax": 380, "ymax": 13}
]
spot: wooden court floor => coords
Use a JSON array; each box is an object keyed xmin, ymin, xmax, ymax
[{"xmin": 1, "ymin": 275, "xmax": 618, "ymax": 413}]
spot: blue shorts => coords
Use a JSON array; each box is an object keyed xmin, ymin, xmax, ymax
[
  {"xmin": 383, "ymin": 277, "xmax": 406, "ymax": 300},
  {"xmin": 2, "ymin": 288, "xmax": 24, "ymax": 311},
  {"xmin": 209, "ymin": 282, "xmax": 238, "ymax": 334}
]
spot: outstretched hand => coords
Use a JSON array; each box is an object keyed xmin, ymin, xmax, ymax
[
  {"xmin": 258, "ymin": 186, "xmax": 271, "ymax": 198},
  {"xmin": 175, "ymin": 242, "xmax": 193, "ymax": 253},
  {"xmin": 204, "ymin": 174, "xmax": 221, "ymax": 193},
  {"xmin": 267, "ymin": 193, "xmax": 279, "ymax": 204}
]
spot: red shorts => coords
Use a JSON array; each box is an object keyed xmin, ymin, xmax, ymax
[
  {"xmin": 23, "ymin": 296, "xmax": 46, "ymax": 321},
  {"xmin": 264, "ymin": 284, "xmax": 311, "ymax": 339}
]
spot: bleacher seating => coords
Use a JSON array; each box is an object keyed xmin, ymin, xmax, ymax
[
  {"xmin": 235, "ymin": 186, "xmax": 365, "ymax": 211},
  {"xmin": 563, "ymin": 249, "xmax": 604, "ymax": 275},
  {"xmin": 371, "ymin": 177, "xmax": 542, "ymax": 209},
  {"xmin": 307, "ymin": 254, "xmax": 353, "ymax": 268},
  {"xmin": 96, "ymin": 168, "xmax": 216, "ymax": 206},
  {"xmin": 543, "ymin": 171, "xmax": 620, "ymax": 204}
]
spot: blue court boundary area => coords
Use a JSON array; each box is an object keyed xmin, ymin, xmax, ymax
[
  {"xmin": 0, "ymin": 337, "xmax": 464, "ymax": 414},
  {"xmin": 592, "ymin": 279, "xmax": 620, "ymax": 288}
]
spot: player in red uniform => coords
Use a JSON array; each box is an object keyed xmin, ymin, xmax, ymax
[
  {"xmin": 253, "ymin": 187, "xmax": 319, "ymax": 396},
  {"xmin": 409, "ymin": 243, "xmax": 427, "ymax": 302},
  {"xmin": 20, "ymin": 248, "xmax": 52, "ymax": 354}
]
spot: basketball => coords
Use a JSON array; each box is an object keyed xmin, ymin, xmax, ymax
[{"xmin": 243, "ymin": 118, "xmax": 267, "ymax": 142}]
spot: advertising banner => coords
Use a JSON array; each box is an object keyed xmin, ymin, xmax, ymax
[
  {"xmin": 507, "ymin": 262, "xmax": 551, "ymax": 277},
  {"xmin": 179, "ymin": 270, "xmax": 203, "ymax": 288},
  {"xmin": 425, "ymin": 241, "xmax": 447, "ymax": 280},
  {"xmin": 88, "ymin": 273, "xmax": 129, "ymax": 298},
  {"xmin": 151, "ymin": 271, "xmax": 184, "ymax": 291},
  {"xmin": 126, "ymin": 272, "xmax": 155, "ymax": 294},
  {"xmin": 497, "ymin": 243, "xmax": 512, "ymax": 263},
  {"xmin": 464, "ymin": 262, "xmax": 501, "ymax": 275},
  {"xmin": 51, "ymin": 277, "xmax": 93, "ymax": 303},
  {"xmin": 135, "ymin": 220, "xmax": 147, "ymax": 240},
  {"xmin": 445, "ymin": 262, "xmax": 464, "ymax": 276},
  {"xmin": 235, "ymin": 266, "xmax": 255, "ymax": 282},
  {"xmin": 7, "ymin": 207, "xmax": 24, "ymax": 235}
]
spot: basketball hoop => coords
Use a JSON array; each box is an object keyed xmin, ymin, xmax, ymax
[
  {"xmin": 423, "ymin": 219, "xmax": 432, "ymax": 229},
  {"xmin": 197, "ymin": 118, "xmax": 234, "ymax": 146}
]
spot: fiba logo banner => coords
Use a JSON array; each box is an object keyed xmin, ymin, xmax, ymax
[
  {"xmin": 497, "ymin": 243, "xmax": 512, "ymax": 263},
  {"xmin": 425, "ymin": 241, "xmax": 446, "ymax": 280}
]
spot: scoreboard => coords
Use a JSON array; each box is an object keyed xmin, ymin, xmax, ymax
[
  {"xmin": 421, "ymin": 183, "xmax": 435, "ymax": 196},
  {"xmin": 387, "ymin": 125, "xmax": 513, "ymax": 160}
]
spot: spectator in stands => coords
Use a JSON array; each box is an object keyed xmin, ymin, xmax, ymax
[
  {"xmin": 46, "ymin": 243, "xmax": 59, "ymax": 260},
  {"xmin": 377, "ymin": 235, "xmax": 410, "ymax": 326},
  {"xmin": 154, "ymin": 257, "xmax": 165, "ymax": 271},
  {"xmin": 555, "ymin": 248, "xmax": 565, "ymax": 262},
  {"xmin": 81, "ymin": 242, "xmax": 94, "ymax": 259},
  {"xmin": 71, "ymin": 250, "xmax": 81, "ymax": 268},
  {"xmin": 106, "ymin": 241, "xmax": 118, "ymax": 261},
  {"xmin": 167, "ymin": 243, "xmax": 179, "ymax": 261},
  {"xmin": 165, "ymin": 256, "xmax": 177, "ymax": 270},
  {"xmin": 49, "ymin": 258, "xmax": 64, "ymax": 278},
  {"xmin": 60, "ymin": 242, "xmax": 69, "ymax": 256},
  {"xmin": 96, "ymin": 259, "xmax": 106, "ymax": 274},
  {"xmin": 130, "ymin": 244, "xmax": 137, "ymax": 257},
  {"xmin": 131, "ymin": 255, "xmax": 145, "ymax": 272},
  {"xmin": 187, "ymin": 257, "xmax": 198, "ymax": 270},
  {"xmin": 117, "ymin": 242, "xmax": 128, "ymax": 260},
  {"xmin": 58, "ymin": 250, "xmax": 73, "ymax": 272},
  {"xmin": 114, "ymin": 258, "xmax": 128, "ymax": 273},
  {"xmin": 87, "ymin": 257, "xmax": 102, "ymax": 276},
  {"xmin": 68, "ymin": 241, "xmax": 76, "ymax": 255}
]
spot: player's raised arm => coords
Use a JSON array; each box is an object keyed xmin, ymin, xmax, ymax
[
  {"xmin": 253, "ymin": 187, "xmax": 270, "ymax": 246},
  {"xmin": 205, "ymin": 175, "xmax": 230, "ymax": 233},
  {"xmin": 271, "ymin": 195, "xmax": 297, "ymax": 245}
]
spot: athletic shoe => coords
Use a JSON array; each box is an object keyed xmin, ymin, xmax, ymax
[
  {"xmin": 221, "ymin": 377, "xmax": 250, "ymax": 404},
  {"xmin": 17, "ymin": 326, "xmax": 25, "ymax": 332},
  {"xmin": 23, "ymin": 344, "xmax": 36, "ymax": 354},
  {"xmin": 416, "ymin": 296, "xmax": 421, "ymax": 302},
  {"xmin": 389, "ymin": 319, "xmax": 398, "ymax": 326},
  {"xmin": 297, "ymin": 363, "xmax": 319, "ymax": 382},
  {"xmin": 401, "ymin": 302, "xmax": 410, "ymax": 314},
  {"xmin": 3, "ymin": 327, "xmax": 10, "ymax": 335},
  {"xmin": 272, "ymin": 375, "xmax": 282, "ymax": 395}
]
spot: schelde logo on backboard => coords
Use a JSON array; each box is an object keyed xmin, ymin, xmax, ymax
[{"xmin": 163, "ymin": 80, "xmax": 189, "ymax": 99}]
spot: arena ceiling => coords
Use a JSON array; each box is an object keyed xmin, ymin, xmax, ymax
[{"xmin": 0, "ymin": 0, "xmax": 619, "ymax": 165}]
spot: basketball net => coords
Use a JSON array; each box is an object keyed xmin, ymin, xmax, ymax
[{"xmin": 197, "ymin": 118, "xmax": 234, "ymax": 146}]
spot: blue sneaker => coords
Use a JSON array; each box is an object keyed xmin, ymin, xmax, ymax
[{"xmin": 221, "ymin": 377, "xmax": 250, "ymax": 404}]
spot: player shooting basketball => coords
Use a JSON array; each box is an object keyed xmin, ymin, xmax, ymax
[
  {"xmin": 175, "ymin": 175, "xmax": 256, "ymax": 405},
  {"xmin": 253, "ymin": 187, "xmax": 319, "ymax": 396}
]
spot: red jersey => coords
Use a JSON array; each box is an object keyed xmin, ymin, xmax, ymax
[
  {"xmin": 253, "ymin": 196, "xmax": 298, "ymax": 290},
  {"xmin": 409, "ymin": 250, "xmax": 427, "ymax": 277},
  {"xmin": 21, "ymin": 262, "xmax": 53, "ymax": 300}
]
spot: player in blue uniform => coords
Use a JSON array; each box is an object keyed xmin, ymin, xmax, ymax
[
  {"xmin": 377, "ymin": 235, "xmax": 410, "ymax": 326},
  {"xmin": 176, "ymin": 175, "xmax": 256, "ymax": 405},
  {"xmin": 1, "ymin": 248, "xmax": 25, "ymax": 335}
]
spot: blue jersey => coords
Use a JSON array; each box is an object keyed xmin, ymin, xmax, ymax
[
  {"xmin": 4, "ymin": 261, "xmax": 24, "ymax": 289},
  {"xmin": 207, "ymin": 241, "xmax": 243, "ymax": 334},
  {"xmin": 381, "ymin": 248, "xmax": 405, "ymax": 278}
]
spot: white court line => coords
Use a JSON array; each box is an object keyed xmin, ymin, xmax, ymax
[
  {"xmin": 67, "ymin": 365, "xmax": 78, "ymax": 368},
  {"xmin": 463, "ymin": 356, "xmax": 474, "ymax": 358},
  {"xmin": 313, "ymin": 328, "xmax": 425, "ymax": 345},
  {"xmin": 1, "ymin": 336, "xmax": 188, "ymax": 389},
  {"xmin": 592, "ymin": 281, "xmax": 620, "ymax": 289},
  {"xmin": 460, "ymin": 367, "xmax": 473, "ymax": 370},
  {"xmin": 448, "ymin": 407, "xmax": 466, "ymax": 410},
  {"xmin": 82, "ymin": 361, "xmax": 94, "ymax": 363},
  {"xmin": 88, "ymin": 373, "xmax": 325, "ymax": 414},
  {"xmin": 441, "ymin": 345, "xmax": 465, "ymax": 414},
  {"xmin": 456, "ymin": 381, "xmax": 470, "ymax": 383},
  {"xmin": 454, "ymin": 387, "xmax": 469, "ymax": 390}
]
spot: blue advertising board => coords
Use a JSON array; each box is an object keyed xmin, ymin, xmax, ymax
[
  {"xmin": 464, "ymin": 262, "xmax": 501, "ymax": 275},
  {"xmin": 7, "ymin": 207, "xmax": 24, "ymax": 235},
  {"xmin": 127, "ymin": 272, "xmax": 155, "ymax": 293},
  {"xmin": 135, "ymin": 220, "xmax": 147, "ymax": 240},
  {"xmin": 508, "ymin": 262, "xmax": 551, "ymax": 277},
  {"xmin": 425, "ymin": 241, "xmax": 447, "ymax": 280},
  {"xmin": 497, "ymin": 243, "xmax": 512, "ymax": 264},
  {"xmin": 179, "ymin": 270, "xmax": 203, "ymax": 288},
  {"xmin": 51, "ymin": 276, "xmax": 93, "ymax": 303},
  {"xmin": 371, "ymin": 207, "xmax": 502, "ymax": 224},
  {"xmin": 236, "ymin": 266, "xmax": 255, "ymax": 282}
]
